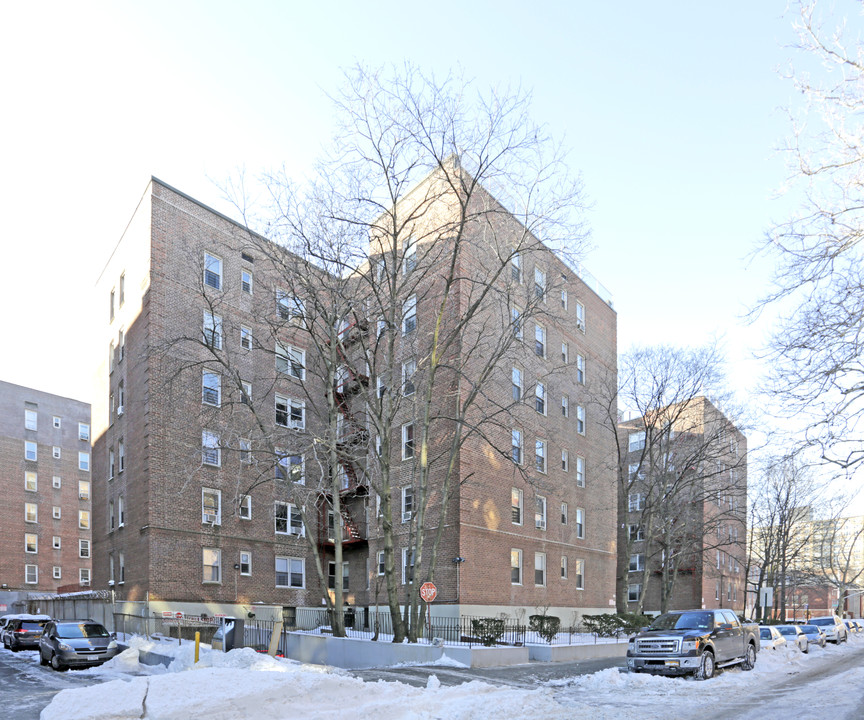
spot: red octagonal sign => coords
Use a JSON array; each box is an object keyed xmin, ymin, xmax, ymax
[{"xmin": 419, "ymin": 582, "xmax": 437, "ymax": 603}]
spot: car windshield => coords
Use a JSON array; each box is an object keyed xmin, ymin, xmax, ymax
[
  {"xmin": 20, "ymin": 622, "xmax": 45, "ymax": 631},
  {"xmin": 55, "ymin": 623, "xmax": 110, "ymax": 639},
  {"xmin": 776, "ymin": 627, "xmax": 796, "ymax": 635},
  {"xmin": 760, "ymin": 628, "xmax": 772, "ymax": 638},
  {"xmin": 800, "ymin": 625, "xmax": 818, "ymax": 632},
  {"xmin": 648, "ymin": 612, "xmax": 713, "ymax": 631},
  {"xmin": 810, "ymin": 618, "xmax": 833, "ymax": 626}
]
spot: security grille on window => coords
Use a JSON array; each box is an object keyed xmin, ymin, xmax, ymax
[
  {"xmin": 401, "ymin": 486, "xmax": 414, "ymax": 522},
  {"xmin": 534, "ymin": 552, "xmax": 546, "ymax": 586},
  {"xmin": 202, "ymin": 431, "xmax": 221, "ymax": 466},
  {"xmin": 276, "ymin": 343, "xmax": 305, "ymax": 380},
  {"xmin": 241, "ymin": 269, "xmax": 253, "ymax": 294},
  {"xmin": 402, "ymin": 295, "xmax": 417, "ymax": 334},
  {"xmin": 202, "ymin": 371, "xmax": 221, "ymax": 406},
  {"xmin": 204, "ymin": 253, "xmax": 222, "ymax": 289},
  {"xmin": 511, "ymin": 429, "xmax": 522, "ymax": 464},
  {"xmin": 511, "ymin": 367, "xmax": 522, "ymax": 402},
  {"xmin": 511, "ymin": 488, "xmax": 523, "ymax": 525},
  {"xmin": 534, "ymin": 324, "xmax": 545, "ymax": 357},
  {"xmin": 535, "ymin": 382, "xmax": 546, "ymax": 415},
  {"xmin": 203, "ymin": 311, "xmax": 223, "ymax": 349},
  {"xmin": 535, "ymin": 439, "xmax": 547, "ymax": 473},
  {"xmin": 511, "ymin": 549, "xmax": 522, "ymax": 584},
  {"xmin": 202, "ymin": 548, "xmax": 221, "ymax": 583},
  {"xmin": 535, "ymin": 496, "xmax": 547, "ymax": 530}
]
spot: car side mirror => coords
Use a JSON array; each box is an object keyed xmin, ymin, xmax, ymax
[
  {"xmin": 721, "ymin": 623, "xmax": 732, "ymax": 630},
  {"xmin": 111, "ymin": 632, "xmax": 117, "ymax": 639}
]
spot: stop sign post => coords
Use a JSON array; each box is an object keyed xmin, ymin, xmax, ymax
[{"xmin": 420, "ymin": 582, "xmax": 437, "ymax": 640}]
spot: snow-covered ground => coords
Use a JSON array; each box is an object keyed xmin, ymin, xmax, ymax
[{"xmin": 39, "ymin": 635, "xmax": 864, "ymax": 720}]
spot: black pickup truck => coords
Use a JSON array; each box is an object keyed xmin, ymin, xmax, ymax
[{"xmin": 626, "ymin": 609, "xmax": 760, "ymax": 680}]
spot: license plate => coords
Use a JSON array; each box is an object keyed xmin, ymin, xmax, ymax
[{"xmin": 665, "ymin": 660, "xmax": 680, "ymax": 667}]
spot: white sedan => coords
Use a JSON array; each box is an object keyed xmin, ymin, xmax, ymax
[
  {"xmin": 775, "ymin": 624, "xmax": 809, "ymax": 652},
  {"xmin": 759, "ymin": 626, "xmax": 787, "ymax": 650}
]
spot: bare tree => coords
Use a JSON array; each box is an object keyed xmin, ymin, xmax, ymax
[
  {"xmin": 756, "ymin": 0, "xmax": 864, "ymax": 471},
  {"xmin": 809, "ymin": 500, "xmax": 864, "ymax": 616}
]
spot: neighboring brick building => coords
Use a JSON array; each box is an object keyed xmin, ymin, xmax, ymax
[
  {"xmin": 93, "ymin": 175, "xmax": 618, "ymax": 621},
  {"xmin": 0, "ymin": 381, "xmax": 92, "ymax": 593},
  {"xmin": 619, "ymin": 397, "xmax": 748, "ymax": 615}
]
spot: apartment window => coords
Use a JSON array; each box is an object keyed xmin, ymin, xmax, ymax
[
  {"xmin": 534, "ymin": 324, "xmax": 546, "ymax": 358},
  {"xmin": 25, "ymin": 565, "xmax": 38, "ymax": 584},
  {"xmin": 25, "ymin": 409, "xmax": 37, "ymax": 430},
  {"xmin": 79, "ymin": 539, "xmax": 90, "ymax": 558},
  {"xmin": 118, "ymin": 441, "xmax": 125, "ymax": 473},
  {"xmin": 562, "ymin": 394, "xmax": 569, "ymax": 417},
  {"xmin": 202, "ymin": 489, "xmax": 221, "ymax": 524},
  {"xmin": 327, "ymin": 561, "xmax": 350, "ymax": 592},
  {"xmin": 535, "ymin": 496, "xmax": 547, "ymax": 530},
  {"xmin": 52, "ymin": 506, "xmax": 61, "ymax": 520},
  {"xmin": 535, "ymin": 439, "xmax": 547, "ymax": 474},
  {"xmin": 377, "ymin": 550, "xmax": 386, "ymax": 575},
  {"xmin": 576, "ymin": 456, "xmax": 585, "ymax": 487},
  {"xmin": 401, "ymin": 486, "xmax": 414, "ymax": 522},
  {"xmin": 202, "ymin": 548, "xmax": 221, "ymax": 583},
  {"xmin": 628, "ymin": 524, "xmax": 644, "ymax": 541},
  {"xmin": 574, "ymin": 559, "xmax": 585, "ymax": 589},
  {"xmin": 511, "ymin": 488, "xmax": 523, "ymax": 525},
  {"xmin": 119, "ymin": 273, "xmax": 125, "ymax": 306},
  {"xmin": 25, "ymin": 472, "xmax": 37, "ymax": 492},
  {"xmin": 561, "ymin": 555, "xmax": 568, "ymax": 579},
  {"xmin": 204, "ymin": 253, "xmax": 222, "ymax": 289},
  {"xmin": 276, "ymin": 557, "xmax": 305, "ymax": 588},
  {"xmin": 534, "ymin": 382, "xmax": 546, "ymax": 415},
  {"xmin": 277, "ymin": 291, "xmax": 305, "ymax": 322},
  {"xmin": 53, "ymin": 536, "xmax": 61, "ymax": 550},
  {"xmin": 78, "ymin": 481, "xmax": 90, "ymax": 501},
  {"xmin": 117, "ymin": 381, "xmax": 125, "ymax": 414},
  {"xmin": 289, "ymin": 454, "xmax": 305, "ymax": 483},
  {"xmin": 576, "ymin": 406, "xmax": 585, "ymax": 435},
  {"xmin": 511, "ymin": 429, "xmax": 523, "ymax": 464},
  {"xmin": 202, "ymin": 371, "xmax": 221, "ymax": 406},
  {"xmin": 52, "ymin": 446, "xmax": 61, "ymax": 459},
  {"xmin": 109, "ymin": 449, "xmax": 115, "ymax": 479},
  {"xmin": 511, "ymin": 307, "xmax": 523, "ymax": 340},
  {"xmin": 25, "ymin": 503, "xmax": 37, "ymax": 523},
  {"xmin": 110, "ymin": 288, "xmax": 115, "ymax": 322},
  {"xmin": 628, "ymin": 584, "xmax": 641, "ymax": 602},
  {"xmin": 202, "ymin": 431, "xmax": 221, "ymax": 466},
  {"xmin": 561, "ymin": 342, "xmax": 569, "ymax": 364},
  {"xmin": 535, "ymin": 552, "xmax": 546, "ymax": 586},
  {"xmin": 576, "ymin": 302, "xmax": 586, "ymax": 332},
  {"xmin": 53, "ymin": 566, "xmax": 62, "ymax": 580},
  {"xmin": 117, "ymin": 329, "xmax": 125, "ymax": 363},
  {"xmin": 402, "ymin": 294, "xmax": 417, "ymax": 334},
  {"xmin": 561, "ymin": 289, "xmax": 568, "ymax": 310},
  {"xmin": 275, "ymin": 502, "xmax": 303, "ymax": 536},
  {"xmin": 240, "ymin": 551, "xmax": 252, "ymax": 575},
  {"xmin": 511, "ymin": 549, "xmax": 522, "ymax": 585},
  {"xmin": 240, "ymin": 326, "xmax": 253, "ymax": 350},
  {"xmin": 629, "ymin": 554, "xmax": 645, "ymax": 572},
  {"xmin": 25, "ymin": 441, "xmax": 37, "ymax": 462},
  {"xmin": 511, "ymin": 367, "xmax": 523, "ymax": 402},
  {"xmin": 562, "ymin": 449, "xmax": 569, "ymax": 472},
  {"xmin": 239, "ymin": 438, "xmax": 252, "ymax": 464},
  {"xmin": 715, "ymin": 583, "xmax": 720, "ymax": 601},
  {"xmin": 403, "ymin": 236, "xmax": 417, "ymax": 273},
  {"xmin": 25, "ymin": 533, "xmax": 37, "ymax": 553},
  {"xmin": 241, "ymin": 269, "xmax": 253, "ymax": 295},
  {"xmin": 203, "ymin": 311, "xmax": 223, "ymax": 350},
  {"xmin": 275, "ymin": 396, "xmax": 304, "ymax": 430},
  {"xmin": 276, "ymin": 343, "xmax": 305, "ymax": 380},
  {"xmin": 109, "ymin": 500, "xmax": 115, "ymax": 530},
  {"xmin": 576, "ymin": 354, "xmax": 585, "ymax": 384},
  {"xmin": 401, "ymin": 548, "xmax": 415, "ymax": 584},
  {"xmin": 79, "ymin": 423, "xmax": 90, "ymax": 441},
  {"xmin": 402, "ymin": 422, "xmax": 415, "ymax": 460},
  {"xmin": 576, "ymin": 507, "xmax": 585, "ymax": 539},
  {"xmin": 561, "ymin": 501, "xmax": 568, "ymax": 524},
  {"xmin": 239, "ymin": 495, "xmax": 251, "ymax": 519},
  {"xmin": 56, "ymin": 416, "xmax": 64, "ymax": 428},
  {"xmin": 52, "ymin": 475, "xmax": 61, "ymax": 488},
  {"xmin": 534, "ymin": 267, "xmax": 546, "ymax": 301},
  {"xmin": 401, "ymin": 359, "xmax": 417, "ymax": 396},
  {"xmin": 241, "ymin": 381, "xmax": 252, "ymax": 404},
  {"xmin": 80, "ymin": 568, "xmax": 91, "ymax": 585},
  {"xmin": 511, "ymin": 252, "xmax": 522, "ymax": 283},
  {"xmin": 119, "ymin": 553, "xmax": 125, "ymax": 583},
  {"xmin": 109, "ymin": 341, "xmax": 115, "ymax": 373},
  {"xmin": 79, "ymin": 510, "xmax": 90, "ymax": 529}
]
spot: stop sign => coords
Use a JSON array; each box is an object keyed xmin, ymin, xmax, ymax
[
  {"xmin": 175, "ymin": 612, "xmax": 184, "ymax": 619},
  {"xmin": 419, "ymin": 582, "xmax": 437, "ymax": 602}
]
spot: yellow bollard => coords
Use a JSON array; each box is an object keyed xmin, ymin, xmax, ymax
[{"xmin": 195, "ymin": 631, "xmax": 200, "ymax": 664}]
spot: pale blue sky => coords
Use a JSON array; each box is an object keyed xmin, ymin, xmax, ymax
[{"xmin": 0, "ymin": 1, "xmax": 813, "ymax": 409}]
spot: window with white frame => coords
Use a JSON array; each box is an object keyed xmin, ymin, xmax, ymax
[
  {"xmin": 561, "ymin": 394, "xmax": 569, "ymax": 417},
  {"xmin": 534, "ymin": 267, "xmax": 546, "ymax": 301},
  {"xmin": 628, "ymin": 583, "xmax": 641, "ymax": 602},
  {"xmin": 79, "ymin": 422, "xmax": 90, "ymax": 441},
  {"xmin": 52, "ymin": 536, "xmax": 61, "ymax": 549},
  {"xmin": 118, "ymin": 440, "xmax": 125, "ymax": 473},
  {"xmin": 535, "ymin": 439, "xmax": 547, "ymax": 473},
  {"xmin": 535, "ymin": 381, "xmax": 546, "ymax": 415},
  {"xmin": 576, "ymin": 455, "xmax": 585, "ymax": 487},
  {"xmin": 109, "ymin": 448, "xmax": 115, "ymax": 479},
  {"xmin": 402, "ymin": 359, "xmax": 417, "ymax": 396},
  {"xmin": 511, "ymin": 429, "xmax": 523, "ymax": 464},
  {"xmin": 402, "ymin": 295, "xmax": 417, "ymax": 334},
  {"xmin": 241, "ymin": 380, "xmax": 252, "ymax": 404},
  {"xmin": 511, "ymin": 367, "xmax": 522, "ymax": 402},
  {"xmin": 52, "ymin": 446, "xmax": 61, "ymax": 459},
  {"xmin": 561, "ymin": 555, "xmax": 568, "ymax": 579},
  {"xmin": 280, "ymin": 503, "xmax": 304, "ymax": 536},
  {"xmin": 562, "ymin": 449, "xmax": 569, "ymax": 472},
  {"xmin": 629, "ymin": 554, "xmax": 645, "ymax": 572},
  {"xmin": 402, "ymin": 236, "xmax": 417, "ymax": 273},
  {"xmin": 377, "ymin": 550, "xmax": 386, "ymax": 576},
  {"xmin": 203, "ymin": 311, "xmax": 223, "ymax": 349},
  {"xmin": 79, "ymin": 510, "xmax": 90, "ymax": 529},
  {"xmin": 202, "ymin": 431, "xmax": 220, "ymax": 466},
  {"xmin": 628, "ymin": 493, "xmax": 644, "ymax": 512},
  {"xmin": 534, "ymin": 324, "xmax": 546, "ymax": 358},
  {"xmin": 561, "ymin": 501, "xmax": 568, "ymax": 524},
  {"xmin": 53, "ymin": 566, "xmax": 62, "ymax": 580},
  {"xmin": 401, "ymin": 486, "xmax": 414, "ymax": 522},
  {"xmin": 117, "ymin": 381, "xmax": 125, "ymax": 413},
  {"xmin": 535, "ymin": 495, "xmax": 547, "ymax": 530},
  {"xmin": 239, "ymin": 438, "xmax": 252, "ymax": 464},
  {"xmin": 576, "ymin": 406, "xmax": 585, "ymax": 434},
  {"xmin": 276, "ymin": 291, "xmax": 305, "ymax": 322},
  {"xmin": 401, "ymin": 547, "xmax": 415, "ymax": 584},
  {"xmin": 53, "ymin": 415, "xmax": 61, "ymax": 428},
  {"xmin": 25, "ymin": 533, "xmax": 37, "ymax": 553},
  {"xmin": 561, "ymin": 342, "xmax": 569, "ymax": 364},
  {"xmin": 119, "ymin": 553, "xmax": 125, "ymax": 583},
  {"xmin": 53, "ymin": 475, "xmax": 61, "ymax": 488},
  {"xmin": 25, "ymin": 472, "xmax": 37, "ymax": 492},
  {"xmin": 25, "ymin": 565, "xmax": 38, "ymax": 584},
  {"xmin": 202, "ymin": 548, "xmax": 221, "ymax": 583},
  {"xmin": 25, "ymin": 503, "xmax": 37, "ymax": 523},
  {"xmin": 511, "ymin": 549, "xmax": 522, "ymax": 584},
  {"xmin": 201, "ymin": 488, "xmax": 221, "ymax": 524},
  {"xmin": 79, "ymin": 539, "xmax": 90, "ymax": 558},
  {"xmin": 110, "ymin": 287, "xmax": 115, "ymax": 322},
  {"xmin": 117, "ymin": 329, "xmax": 125, "ymax": 363},
  {"xmin": 204, "ymin": 253, "xmax": 222, "ymax": 289},
  {"xmin": 241, "ymin": 269, "xmax": 253, "ymax": 295},
  {"xmin": 576, "ymin": 507, "xmax": 585, "ymax": 539},
  {"xmin": 109, "ymin": 341, "xmax": 115, "ymax": 373},
  {"xmin": 240, "ymin": 326, "xmax": 253, "ymax": 350},
  {"xmin": 561, "ymin": 288, "xmax": 568, "ymax": 310},
  {"xmin": 240, "ymin": 550, "xmax": 252, "ymax": 575},
  {"xmin": 276, "ymin": 343, "xmax": 305, "ymax": 380},
  {"xmin": 511, "ymin": 488, "xmax": 523, "ymax": 525},
  {"xmin": 25, "ymin": 441, "xmax": 37, "ymax": 461},
  {"xmin": 576, "ymin": 354, "xmax": 585, "ymax": 384},
  {"xmin": 401, "ymin": 422, "xmax": 415, "ymax": 460},
  {"xmin": 276, "ymin": 556, "xmax": 305, "ymax": 588},
  {"xmin": 79, "ymin": 568, "xmax": 91, "ymax": 585},
  {"xmin": 327, "ymin": 561, "xmax": 350, "ymax": 591},
  {"xmin": 511, "ymin": 306, "xmax": 523, "ymax": 340},
  {"xmin": 52, "ymin": 506, "xmax": 61, "ymax": 520},
  {"xmin": 202, "ymin": 370, "xmax": 221, "ymax": 406},
  {"xmin": 576, "ymin": 301, "xmax": 586, "ymax": 331},
  {"xmin": 118, "ymin": 495, "xmax": 125, "ymax": 526},
  {"xmin": 239, "ymin": 494, "xmax": 251, "ymax": 519},
  {"xmin": 25, "ymin": 409, "xmax": 37, "ymax": 431},
  {"xmin": 119, "ymin": 272, "xmax": 125, "ymax": 306},
  {"xmin": 628, "ymin": 524, "xmax": 644, "ymax": 541},
  {"xmin": 275, "ymin": 396, "xmax": 304, "ymax": 430},
  {"xmin": 574, "ymin": 558, "xmax": 585, "ymax": 589},
  {"xmin": 535, "ymin": 552, "xmax": 546, "ymax": 586},
  {"xmin": 511, "ymin": 251, "xmax": 522, "ymax": 283}
]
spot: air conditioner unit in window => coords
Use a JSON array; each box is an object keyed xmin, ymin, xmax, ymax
[
  {"xmin": 117, "ymin": 405, "xmax": 125, "ymax": 416},
  {"xmin": 108, "ymin": 580, "xmax": 114, "ymax": 586},
  {"xmin": 80, "ymin": 580, "xmax": 90, "ymax": 587},
  {"xmin": 202, "ymin": 513, "xmax": 218, "ymax": 524}
]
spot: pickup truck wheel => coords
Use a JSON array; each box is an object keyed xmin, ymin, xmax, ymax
[
  {"xmin": 741, "ymin": 643, "xmax": 756, "ymax": 671},
  {"xmin": 695, "ymin": 650, "xmax": 715, "ymax": 680}
]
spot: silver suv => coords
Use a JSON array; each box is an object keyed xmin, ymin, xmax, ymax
[
  {"xmin": 38, "ymin": 620, "xmax": 119, "ymax": 670},
  {"xmin": 809, "ymin": 615, "xmax": 848, "ymax": 644}
]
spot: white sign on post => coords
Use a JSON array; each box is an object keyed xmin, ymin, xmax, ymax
[{"xmin": 760, "ymin": 587, "xmax": 774, "ymax": 607}]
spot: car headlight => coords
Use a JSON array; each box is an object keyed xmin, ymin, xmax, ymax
[
  {"xmin": 108, "ymin": 640, "xmax": 118, "ymax": 649},
  {"xmin": 58, "ymin": 642, "xmax": 74, "ymax": 652},
  {"xmin": 681, "ymin": 640, "xmax": 700, "ymax": 653}
]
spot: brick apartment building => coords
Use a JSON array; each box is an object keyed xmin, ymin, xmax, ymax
[
  {"xmin": 619, "ymin": 397, "xmax": 747, "ymax": 614},
  {"xmin": 93, "ymin": 174, "xmax": 618, "ymax": 621},
  {"xmin": 0, "ymin": 381, "xmax": 92, "ymax": 594}
]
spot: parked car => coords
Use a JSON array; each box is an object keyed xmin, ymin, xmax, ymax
[
  {"xmin": 843, "ymin": 619, "xmax": 860, "ymax": 635},
  {"xmin": 627, "ymin": 609, "xmax": 760, "ymax": 680},
  {"xmin": 852, "ymin": 619, "xmax": 864, "ymax": 632},
  {"xmin": 799, "ymin": 624, "xmax": 827, "ymax": 648},
  {"xmin": 759, "ymin": 626, "xmax": 788, "ymax": 650},
  {"xmin": 1, "ymin": 614, "xmax": 52, "ymax": 651},
  {"xmin": 38, "ymin": 620, "xmax": 119, "ymax": 670},
  {"xmin": 775, "ymin": 624, "xmax": 809, "ymax": 652},
  {"xmin": 809, "ymin": 615, "xmax": 848, "ymax": 644}
]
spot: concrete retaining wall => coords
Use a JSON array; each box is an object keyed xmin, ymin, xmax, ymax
[{"xmin": 527, "ymin": 641, "xmax": 627, "ymax": 662}]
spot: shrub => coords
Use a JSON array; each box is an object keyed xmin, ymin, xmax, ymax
[
  {"xmin": 470, "ymin": 617, "xmax": 506, "ymax": 646},
  {"xmin": 529, "ymin": 614, "xmax": 561, "ymax": 643},
  {"xmin": 581, "ymin": 612, "xmax": 651, "ymax": 638}
]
